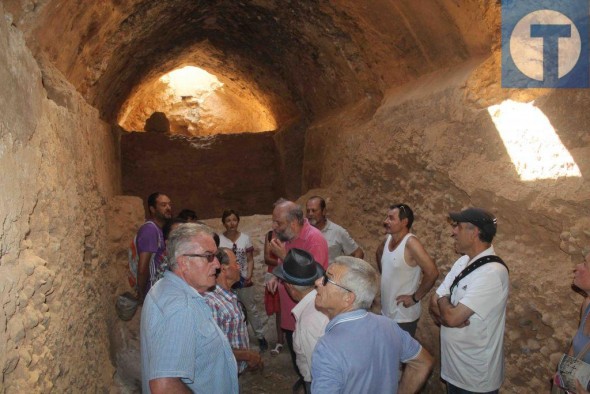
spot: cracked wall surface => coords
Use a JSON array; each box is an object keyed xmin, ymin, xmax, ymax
[{"xmin": 0, "ymin": 4, "xmax": 120, "ymax": 391}]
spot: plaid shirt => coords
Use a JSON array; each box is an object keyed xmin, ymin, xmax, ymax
[{"xmin": 205, "ymin": 285, "xmax": 249, "ymax": 372}]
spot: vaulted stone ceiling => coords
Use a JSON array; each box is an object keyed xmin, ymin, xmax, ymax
[{"xmin": 5, "ymin": 0, "xmax": 495, "ymax": 129}]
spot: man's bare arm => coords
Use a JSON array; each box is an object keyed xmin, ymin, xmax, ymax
[
  {"xmin": 396, "ymin": 238, "xmax": 438, "ymax": 307},
  {"xmin": 264, "ymin": 235, "xmax": 279, "ymax": 267},
  {"xmin": 233, "ymin": 349, "xmax": 263, "ymax": 370},
  {"xmin": 137, "ymin": 252, "xmax": 152, "ymax": 302},
  {"xmin": 244, "ymin": 250, "xmax": 255, "ymax": 285},
  {"xmin": 375, "ymin": 239, "xmax": 385, "ymax": 273},
  {"xmin": 398, "ymin": 347, "xmax": 433, "ymax": 394},
  {"xmin": 437, "ymin": 296, "xmax": 474, "ymax": 327},
  {"xmin": 429, "ymin": 293, "xmax": 443, "ymax": 326},
  {"xmin": 149, "ymin": 377, "xmax": 191, "ymax": 393}
]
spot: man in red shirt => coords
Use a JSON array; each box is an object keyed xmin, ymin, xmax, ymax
[{"xmin": 267, "ymin": 199, "xmax": 328, "ymax": 391}]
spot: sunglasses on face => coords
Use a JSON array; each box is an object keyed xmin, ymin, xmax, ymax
[{"xmin": 322, "ymin": 273, "xmax": 353, "ymax": 293}]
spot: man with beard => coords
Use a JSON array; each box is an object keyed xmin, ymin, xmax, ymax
[
  {"xmin": 136, "ymin": 192, "xmax": 172, "ymax": 302},
  {"xmin": 267, "ymin": 199, "xmax": 328, "ymax": 391},
  {"xmin": 306, "ymin": 196, "xmax": 364, "ymax": 262}
]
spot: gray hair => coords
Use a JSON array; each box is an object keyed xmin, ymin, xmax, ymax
[
  {"xmin": 278, "ymin": 200, "xmax": 304, "ymax": 225},
  {"xmin": 217, "ymin": 247, "xmax": 231, "ymax": 265},
  {"xmin": 167, "ymin": 223, "xmax": 215, "ymax": 270},
  {"xmin": 332, "ymin": 256, "xmax": 380, "ymax": 310}
]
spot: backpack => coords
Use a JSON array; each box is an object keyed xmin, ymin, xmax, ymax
[{"xmin": 128, "ymin": 221, "xmax": 162, "ymax": 291}]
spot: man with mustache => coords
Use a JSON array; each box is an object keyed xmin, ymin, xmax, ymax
[
  {"xmin": 267, "ymin": 199, "xmax": 329, "ymax": 391},
  {"xmin": 376, "ymin": 203, "xmax": 438, "ymax": 337}
]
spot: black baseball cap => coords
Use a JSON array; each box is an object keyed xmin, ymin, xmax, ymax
[{"xmin": 449, "ymin": 207, "xmax": 497, "ymax": 239}]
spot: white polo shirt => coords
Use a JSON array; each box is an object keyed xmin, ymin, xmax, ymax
[{"xmin": 436, "ymin": 246, "xmax": 509, "ymax": 391}]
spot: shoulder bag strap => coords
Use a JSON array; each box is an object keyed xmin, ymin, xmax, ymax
[{"xmin": 450, "ymin": 255, "xmax": 508, "ymax": 296}]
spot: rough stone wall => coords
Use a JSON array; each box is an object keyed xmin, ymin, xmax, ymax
[
  {"xmin": 0, "ymin": 7, "xmax": 121, "ymax": 392},
  {"xmin": 105, "ymin": 196, "xmax": 145, "ymax": 391},
  {"xmin": 301, "ymin": 55, "xmax": 590, "ymax": 392},
  {"xmin": 121, "ymin": 131, "xmax": 282, "ymax": 219}
]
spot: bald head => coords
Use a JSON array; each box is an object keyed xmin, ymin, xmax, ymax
[{"xmin": 272, "ymin": 200, "xmax": 304, "ymax": 242}]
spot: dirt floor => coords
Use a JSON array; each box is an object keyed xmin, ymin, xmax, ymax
[{"xmin": 239, "ymin": 321, "xmax": 301, "ymax": 394}]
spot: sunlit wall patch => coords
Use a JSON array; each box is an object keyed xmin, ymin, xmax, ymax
[{"xmin": 487, "ymin": 100, "xmax": 581, "ymax": 181}]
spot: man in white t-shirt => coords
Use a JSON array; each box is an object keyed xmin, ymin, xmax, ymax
[
  {"xmin": 306, "ymin": 196, "xmax": 364, "ymax": 262},
  {"xmin": 376, "ymin": 203, "xmax": 438, "ymax": 337},
  {"xmin": 429, "ymin": 207, "xmax": 509, "ymax": 394}
]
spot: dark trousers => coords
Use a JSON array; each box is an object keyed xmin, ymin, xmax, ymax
[
  {"xmin": 397, "ymin": 319, "xmax": 419, "ymax": 338},
  {"xmin": 447, "ymin": 382, "xmax": 499, "ymax": 394},
  {"xmin": 284, "ymin": 329, "xmax": 302, "ymax": 378}
]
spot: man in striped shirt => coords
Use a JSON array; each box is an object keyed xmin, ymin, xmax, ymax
[{"xmin": 205, "ymin": 247, "xmax": 263, "ymax": 374}]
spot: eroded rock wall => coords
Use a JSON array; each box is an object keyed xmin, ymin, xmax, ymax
[
  {"xmin": 301, "ymin": 56, "xmax": 590, "ymax": 392},
  {"xmin": 121, "ymin": 131, "xmax": 282, "ymax": 219},
  {"xmin": 0, "ymin": 7, "xmax": 121, "ymax": 391}
]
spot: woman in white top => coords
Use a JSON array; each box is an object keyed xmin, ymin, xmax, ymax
[{"xmin": 219, "ymin": 209, "xmax": 268, "ymax": 351}]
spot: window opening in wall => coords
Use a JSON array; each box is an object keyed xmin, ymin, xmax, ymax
[
  {"xmin": 118, "ymin": 65, "xmax": 277, "ymax": 136},
  {"xmin": 160, "ymin": 66, "xmax": 223, "ymax": 102},
  {"xmin": 487, "ymin": 99, "xmax": 581, "ymax": 181}
]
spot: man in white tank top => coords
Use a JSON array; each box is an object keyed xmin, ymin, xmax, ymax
[{"xmin": 376, "ymin": 204, "xmax": 439, "ymax": 337}]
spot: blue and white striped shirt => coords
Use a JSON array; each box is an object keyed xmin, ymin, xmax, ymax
[{"xmin": 141, "ymin": 271, "xmax": 238, "ymax": 393}]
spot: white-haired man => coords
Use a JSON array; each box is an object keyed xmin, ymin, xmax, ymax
[
  {"xmin": 312, "ymin": 256, "xmax": 433, "ymax": 393},
  {"xmin": 141, "ymin": 223, "xmax": 238, "ymax": 393}
]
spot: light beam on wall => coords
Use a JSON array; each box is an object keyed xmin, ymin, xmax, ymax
[{"xmin": 487, "ymin": 100, "xmax": 581, "ymax": 181}]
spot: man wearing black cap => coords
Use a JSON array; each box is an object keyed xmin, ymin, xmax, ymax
[
  {"xmin": 429, "ymin": 208, "xmax": 509, "ymax": 394},
  {"xmin": 273, "ymin": 248, "xmax": 328, "ymax": 393}
]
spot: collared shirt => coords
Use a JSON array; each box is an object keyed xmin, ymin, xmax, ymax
[
  {"xmin": 205, "ymin": 285, "xmax": 249, "ymax": 373},
  {"xmin": 311, "ymin": 309, "xmax": 421, "ymax": 394},
  {"xmin": 435, "ymin": 246, "xmax": 509, "ymax": 391},
  {"xmin": 279, "ymin": 219, "xmax": 329, "ymax": 331},
  {"xmin": 141, "ymin": 271, "xmax": 238, "ymax": 394},
  {"xmin": 321, "ymin": 220, "xmax": 360, "ymax": 263},
  {"xmin": 292, "ymin": 290, "xmax": 329, "ymax": 382}
]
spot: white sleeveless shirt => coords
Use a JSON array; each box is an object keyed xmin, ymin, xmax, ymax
[{"xmin": 380, "ymin": 233, "xmax": 422, "ymax": 323}]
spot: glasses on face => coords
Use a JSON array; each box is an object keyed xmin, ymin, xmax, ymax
[
  {"xmin": 182, "ymin": 252, "xmax": 217, "ymax": 263},
  {"xmin": 322, "ymin": 273, "xmax": 353, "ymax": 293}
]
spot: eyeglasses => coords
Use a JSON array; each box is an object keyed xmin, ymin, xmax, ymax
[
  {"xmin": 322, "ymin": 273, "xmax": 352, "ymax": 293},
  {"xmin": 182, "ymin": 253, "xmax": 217, "ymax": 263}
]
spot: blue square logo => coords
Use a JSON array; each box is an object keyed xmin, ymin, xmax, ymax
[{"xmin": 502, "ymin": 0, "xmax": 589, "ymax": 88}]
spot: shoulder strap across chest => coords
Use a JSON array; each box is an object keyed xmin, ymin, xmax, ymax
[{"xmin": 449, "ymin": 255, "xmax": 508, "ymax": 296}]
